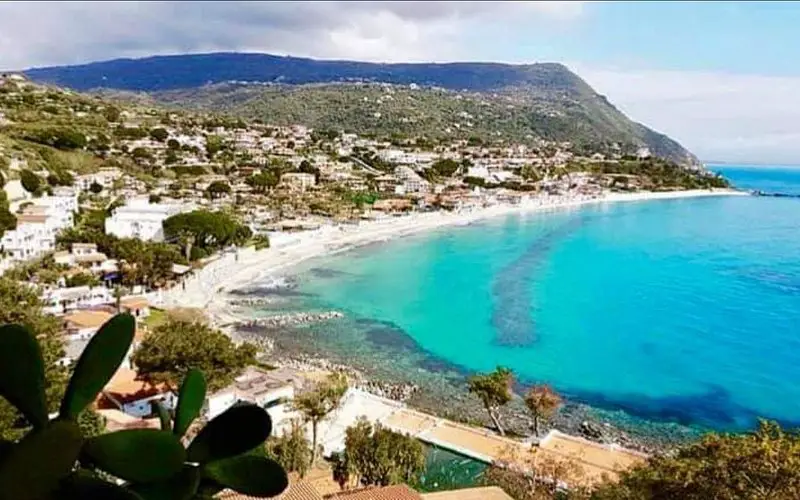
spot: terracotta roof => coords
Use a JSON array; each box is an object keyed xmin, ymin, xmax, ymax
[
  {"xmin": 121, "ymin": 296, "xmax": 149, "ymax": 309},
  {"xmin": 323, "ymin": 485, "xmax": 422, "ymax": 500},
  {"xmin": 100, "ymin": 367, "xmax": 171, "ymax": 406},
  {"xmin": 216, "ymin": 479, "xmax": 323, "ymax": 500},
  {"xmin": 64, "ymin": 310, "xmax": 114, "ymax": 329},
  {"xmin": 97, "ymin": 408, "xmax": 161, "ymax": 432},
  {"xmin": 421, "ymin": 487, "xmax": 513, "ymax": 500}
]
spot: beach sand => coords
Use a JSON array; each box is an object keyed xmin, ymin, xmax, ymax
[{"xmin": 159, "ymin": 188, "xmax": 747, "ymax": 322}]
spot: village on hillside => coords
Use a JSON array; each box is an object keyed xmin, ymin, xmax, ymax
[{"xmin": 0, "ymin": 72, "xmax": 732, "ymax": 499}]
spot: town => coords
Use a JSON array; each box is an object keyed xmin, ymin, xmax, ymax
[{"xmin": 0, "ymin": 72, "xmax": 733, "ymax": 500}]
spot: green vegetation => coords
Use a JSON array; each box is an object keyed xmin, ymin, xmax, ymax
[
  {"xmin": 292, "ymin": 372, "xmax": 348, "ymax": 465},
  {"xmin": 0, "ymin": 278, "xmax": 66, "ymax": 441},
  {"xmin": 163, "ymin": 209, "xmax": 252, "ymax": 261},
  {"xmin": 0, "ymin": 314, "xmax": 288, "ymax": 499},
  {"xmin": 467, "ymin": 367, "xmax": 514, "ymax": 436},
  {"xmin": 150, "ymin": 82, "xmax": 697, "ymax": 164},
  {"xmin": 19, "ymin": 169, "xmax": 40, "ymax": 193},
  {"xmin": 262, "ymin": 420, "xmax": 313, "ymax": 478},
  {"xmin": 131, "ymin": 318, "xmax": 257, "ymax": 391},
  {"xmin": 332, "ymin": 418, "xmax": 426, "ymax": 488}
]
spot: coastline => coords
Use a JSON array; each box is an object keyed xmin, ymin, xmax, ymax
[
  {"xmin": 154, "ymin": 187, "xmax": 747, "ymax": 451},
  {"xmin": 160, "ymin": 188, "xmax": 748, "ymax": 322}
]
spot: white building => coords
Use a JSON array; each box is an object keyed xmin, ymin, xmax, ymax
[
  {"xmin": 75, "ymin": 168, "xmax": 122, "ymax": 191},
  {"xmin": 395, "ymin": 166, "xmax": 430, "ymax": 194},
  {"xmin": 207, "ymin": 367, "xmax": 300, "ymax": 435},
  {"xmin": 0, "ymin": 191, "xmax": 78, "ymax": 267},
  {"xmin": 53, "ymin": 243, "xmax": 117, "ymax": 274},
  {"xmin": 105, "ymin": 199, "xmax": 192, "ymax": 242},
  {"xmin": 43, "ymin": 286, "xmax": 114, "ymax": 316},
  {"xmin": 280, "ymin": 173, "xmax": 317, "ymax": 192}
]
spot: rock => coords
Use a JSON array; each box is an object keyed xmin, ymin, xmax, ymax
[
  {"xmin": 237, "ymin": 311, "xmax": 344, "ymax": 328},
  {"xmin": 580, "ymin": 420, "xmax": 606, "ymax": 440}
]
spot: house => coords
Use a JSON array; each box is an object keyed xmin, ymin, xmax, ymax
[
  {"xmin": 395, "ymin": 166, "xmax": 430, "ymax": 194},
  {"xmin": 97, "ymin": 409, "xmax": 161, "ymax": 432},
  {"xmin": 217, "ymin": 478, "xmax": 324, "ymax": 500},
  {"xmin": 207, "ymin": 367, "xmax": 302, "ymax": 434},
  {"xmin": 63, "ymin": 309, "xmax": 116, "ymax": 340},
  {"xmin": 281, "ymin": 173, "xmax": 317, "ymax": 192},
  {"xmin": 0, "ymin": 191, "xmax": 78, "ymax": 267},
  {"xmin": 119, "ymin": 296, "xmax": 151, "ymax": 318},
  {"xmin": 420, "ymin": 487, "xmax": 514, "ymax": 500},
  {"xmin": 75, "ymin": 168, "xmax": 122, "ymax": 191},
  {"xmin": 99, "ymin": 367, "xmax": 177, "ymax": 418},
  {"xmin": 53, "ymin": 243, "xmax": 116, "ymax": 274},
  {"xmin": 43, "ymin": 285, "xmax": 113, "ymax": 315},
  {"xmin": 372, "ymin": 199, "xmax": 412, "ymax": 212},
  {"xmin": 105, "ymin": 198, "xmax": 193, "ymax": 241},
  {"xmin": 323, "ymin": 485, "xmax": 422, "ymax": 500}
]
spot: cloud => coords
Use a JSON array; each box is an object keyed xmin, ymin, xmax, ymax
[
  {"xmin": 0, "ymin": 1, "xmax": 584, "ymax": 69},
  {"xmin": 1, "ymin": 1, "xmax": 795, "ymax": 163},
  {"xmin": 576, "ymin": 65, "xmax": 800, "ymax": 164}
]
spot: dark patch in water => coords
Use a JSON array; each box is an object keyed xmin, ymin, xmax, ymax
[
  {"xmin": 357, "ymin": 317, "xmax": 472, "ymax": 377},
  {"xmin": 556, "ymin": 384, "xmax": 800, "ymax": 430},
  {"xmin": 308, "ymin": 267, "xmax": 351, "ymax": 279},
  {"xmin": 490, "ymin": 216, "xmax": 586, "ymax": 347}
]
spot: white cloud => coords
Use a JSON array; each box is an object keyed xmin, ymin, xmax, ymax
[
  {"xmin": 0, "ymin": 1, "xmax": 584, "ymax": 68},
  {"xmin": 575, "ymin": 65, "xmax": 800, "ymax": 164},
  {"xmin": 0, "ymin": 1, "xmax": 795, "ymax": 163}
]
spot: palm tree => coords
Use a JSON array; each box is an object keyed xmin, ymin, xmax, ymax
[
  {"xmin": 292, "ymin": 372, "xmax": 347, "ymax": 465},
  {"xmin": 112, "ymin": 285, "xmax": 125, "ymax": 313}
]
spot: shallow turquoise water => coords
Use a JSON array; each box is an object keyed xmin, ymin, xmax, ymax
[{"xmin": 277, "ymin": 165, "xmax": 800, "ymax": 431}]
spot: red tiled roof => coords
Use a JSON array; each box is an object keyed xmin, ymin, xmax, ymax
[
  {"xmin": 216, "ymin": 479, "xmax": 323, "ymax": 500},
  {"xmin": 323, "ymin": 485, "xmax": 422, "ymax": 500}
]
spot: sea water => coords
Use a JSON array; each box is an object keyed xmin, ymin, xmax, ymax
[{"xmin": 258, "ymin": 165, "xmax": 800, "ymax": 433}]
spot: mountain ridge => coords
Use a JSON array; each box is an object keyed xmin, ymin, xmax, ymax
[{"xmin": 21, "ymin": 52, "xmax": 699, "ymax": 165}]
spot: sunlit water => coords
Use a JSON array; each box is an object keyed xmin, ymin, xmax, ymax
[{"xmin": 250, "ymin": 165, "xmax": 800, "ymax": 433}]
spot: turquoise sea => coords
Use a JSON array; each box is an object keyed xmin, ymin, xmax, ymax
[{"xmin": 251, "ymin": 165, "xmax": 800, "ymax": 435}]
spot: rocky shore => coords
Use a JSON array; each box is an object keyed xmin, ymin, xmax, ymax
[
  {"xmin": 237, "ymin": 311, "xmax": 344, "ymax": 328},
  {"xmin": 274, "ymin": 354, "xmax": 420, "ymax": 403}
]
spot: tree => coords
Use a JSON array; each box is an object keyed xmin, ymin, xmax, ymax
[
  {"xmin": 19, "ymin": 169, "xmax": 41, "ymax": 194},
  {"xmin": 431, "ymin": 158, "xmax": 460, "ymax": 177},
  {"xmin": 89, "ymin": 181, "xmax": 103, "ymax": 194},
  {"xmin": 0, "ymin": 278, "xmax": 67, "ymax": 440},
  {"xmin": 132, "ymin": 318, "xmax": 256, "ymax": 391},
  {"xmin": 149, "ymin": 127, "xmax": 169, "ymax": 142},
  {"xmin": 338, "ymin": 418, "xmax": 426, "ymax": 488},
  {"xmin": 293, "ymin": 372, "xmax": 347, "ymax": 465},
  {"xmin": 521, "ymin": 165, "xmax": 541, "ymax": 182},
  {"xmin": 77, "ymin": 408, "xmax": 107, "ymax": 438},
  {"xmin": 246, "ymin": 171, "xmax": 279, "ymax": 193},
  {"xmin": 467, "ymin": 366, "xmax": 514, "ymax": 436},
  {"xmin": 131, "ymin": 147, "xmax": 154, "ymax": 163},
  {"xmin": 206, "ymin": 180, "xmax": 232, "ymax": 200},
  {"xmin": 103, "ymin": 106, "xmax": 121, "ymax": 122},
  {"xmin": 263, "ymin": 420, "xmax": 312, "ymax": 478},
  {"xmin": 592, "ymin": 420, "xmax": 800, "ymax": 500},
  {"xmin": 524, "ymin": 385, "xmax": 562, "ymax": 437},
  {"xmin": 163, "ymin": 209, "xmax": 251, "ymax": 259},
  {"xmin": 206, "ymin": 135, "xmax": 224, "ymax": 158},
  {"xmin": 0, "ymin": 190, "xmax": 17, "ymax": 238},
  {"xmin": 167, "ymin": 138, "xmax": 181, "ymax": 150}
]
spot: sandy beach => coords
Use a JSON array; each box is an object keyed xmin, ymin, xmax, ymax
[{"xmin": 158, "ymin": 188, "xmax": 747, "ymax": 323}]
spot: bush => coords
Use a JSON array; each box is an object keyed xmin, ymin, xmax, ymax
[{"xmin": 19, "ymin": 169, "xmax": 41, "ymax": 193}]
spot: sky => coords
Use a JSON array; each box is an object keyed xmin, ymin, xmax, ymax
[{"xmin": 0, "ymin": 1, "xmax": 798, "ymax": 164}]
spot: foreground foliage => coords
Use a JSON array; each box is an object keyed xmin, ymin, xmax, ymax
[
  {"xmin": 591, "ymin": 420, "xmax": 800, "ymax": 500},
  {"xmin": 0, "ymin": 313, "xmax": 288, "ymax": 500}
]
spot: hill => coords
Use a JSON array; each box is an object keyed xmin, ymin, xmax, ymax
[{"xmin": 22, "ymin": 53, "xmax": 698, "ymax": 165}]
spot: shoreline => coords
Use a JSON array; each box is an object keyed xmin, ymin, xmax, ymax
[
  {"xmin": 155, "ymin": 187, "xmax": 747, "ymax": 452},
  {"xmin": 160, "ymin": 188, "xmax": 747, "ymax": 321}
]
